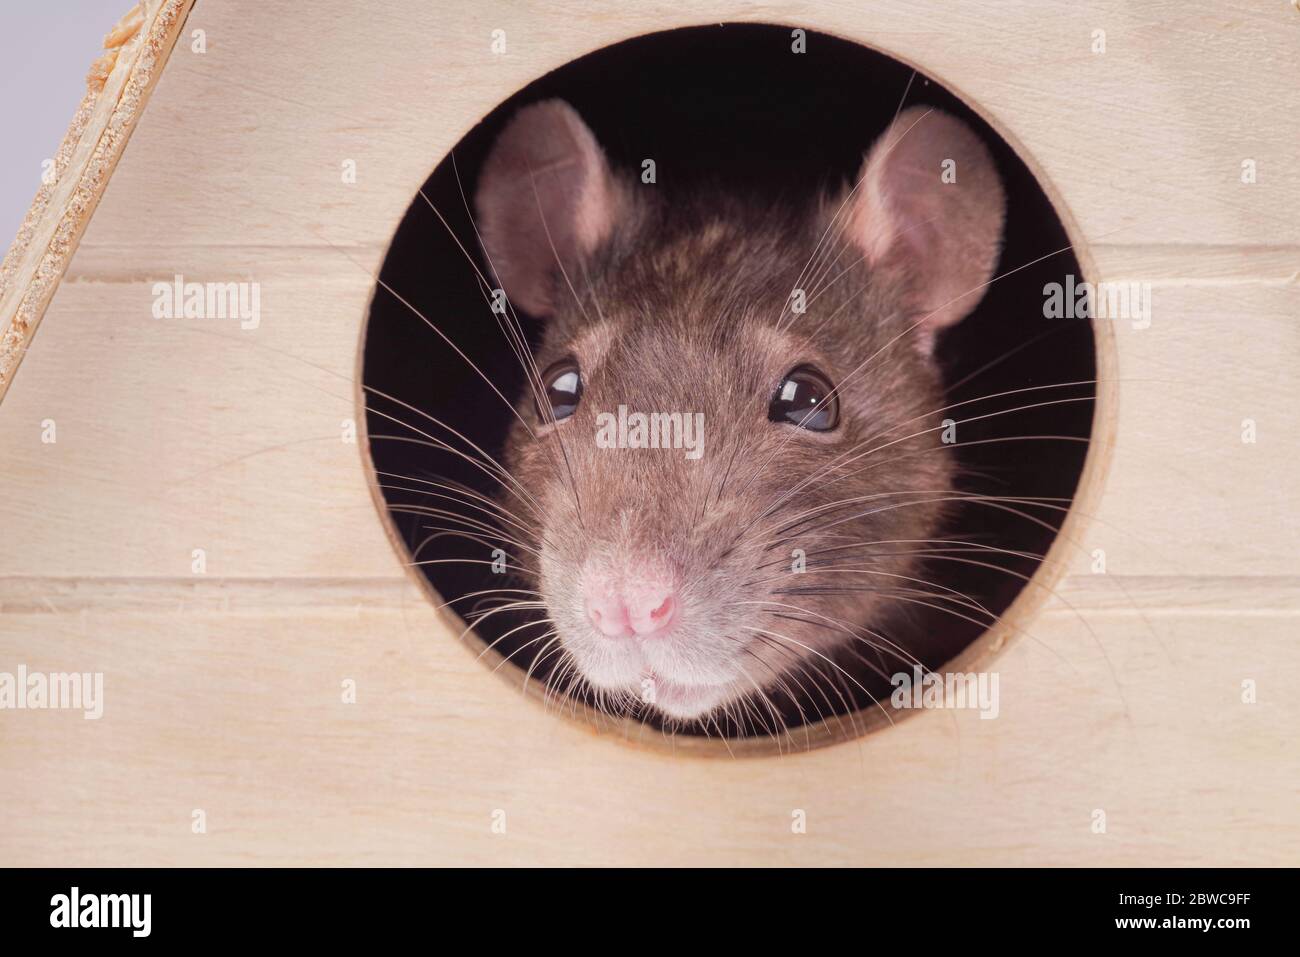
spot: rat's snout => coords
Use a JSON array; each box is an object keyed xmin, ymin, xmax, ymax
[{"xmin": 582, "ymin": 563, "xmax": 678, "ymax": 639}]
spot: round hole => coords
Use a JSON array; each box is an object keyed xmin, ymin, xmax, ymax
[{"xmin": 360, "ymin": 23, "xmax": 1099, "ymax": 753}]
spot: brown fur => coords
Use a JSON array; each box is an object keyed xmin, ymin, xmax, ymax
[{"xmin": 478, "ymin": 101, "xmax": 1003, "ymax": 727}]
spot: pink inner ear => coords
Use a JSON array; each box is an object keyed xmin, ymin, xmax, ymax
[
  {"xmin": 847, "ymin": 107, "xmax": 1006, "ymax": 345},
  {"xmin": 474, "ymin": 100, "xmax": 618, "ymax": 318}
]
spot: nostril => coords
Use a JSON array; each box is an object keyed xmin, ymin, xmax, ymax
[
  {"xmin": 650, "ymin": 594, "xmax": 674, "ymax": 623},
  {"xmin": 628, "ymin": 588, "xmax": 678, "ymax": 636},
  {"xmin": 585, "ymin": 592, "xmax": 632, "ymax": 638},
  {"xmin": 583, "ymin": 564, "xmax": 679, "ymax": 638}
]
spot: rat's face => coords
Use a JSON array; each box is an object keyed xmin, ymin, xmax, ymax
[{"xmin": 475, "ymin": 101, "xmax": 1004, "ymax": 725}]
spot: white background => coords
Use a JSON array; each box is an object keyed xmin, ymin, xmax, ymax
[{"xmin": 1, "ymin": 2, "xmax": 110, "ymax": 245}]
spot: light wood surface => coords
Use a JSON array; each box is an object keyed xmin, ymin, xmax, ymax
[{"xmin": 1, "ymin": 0, "xmax": 1297, "ymax": 865}]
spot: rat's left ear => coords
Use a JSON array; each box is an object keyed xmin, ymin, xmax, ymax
[{"xmin": 846, "ymin": 107, "xmax": 1006, "ymax": 351}]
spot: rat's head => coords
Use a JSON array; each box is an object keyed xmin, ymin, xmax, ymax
[{"xmin": 474, "ymin": 100, "xmax": 1004, "ymax": 726}]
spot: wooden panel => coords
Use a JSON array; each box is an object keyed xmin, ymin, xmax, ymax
[
  {"xmin": 0, "ymin": 276, "xmax": 392, "ymax": 579},
  {"xmin": 1075, "ymin": 282, "xmax": 1300, "ymax": 576},
  {"xmin": 0, "ymin": 580, "xmax": 1295, "ymax": 865},
  {"xmin": 78, "ymin": 0, "xmax": 1300, "ymax": 257}
]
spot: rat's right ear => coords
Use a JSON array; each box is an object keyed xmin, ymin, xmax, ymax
[{"xmin": 474, "ymin": 99, "xmax": 621, "ymax": 318}]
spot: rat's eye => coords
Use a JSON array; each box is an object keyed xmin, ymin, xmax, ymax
[
  {"xmin": 537, "ymin": 358, "xmax": 583, "ymax": 422},
  {"xmin": 769, "ymin": 365, "xmax": 839, "ymax": 432}
]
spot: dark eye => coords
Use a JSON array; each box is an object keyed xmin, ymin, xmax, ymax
[
  {"xmin": 769, "ymin": 365, "xmax": 839, "ymax": 432},
  {"xmin": 537, "ymin": 358, "xmax": 583, "ymax": 422}
]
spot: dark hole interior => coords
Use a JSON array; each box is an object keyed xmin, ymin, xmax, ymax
[{"xmin": 362, "ymin": 23, "xmax": 1094, "ymax": 740}]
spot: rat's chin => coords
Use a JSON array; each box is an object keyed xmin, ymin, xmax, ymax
[
  {"xmin": 568, "ymin": 652, "xmax": 737, "ymax": 721},
  {"xmin": 554, "ymin": 621, "xmax": 745, "ymax": 722},
  {"xmin": 641, "ymin": 671, "xmax": 735, "ymax": 721}
]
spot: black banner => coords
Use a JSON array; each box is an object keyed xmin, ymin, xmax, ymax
[{"xmin": 0, "ymin": 867, "xmax": 1284, "ymax": 942}]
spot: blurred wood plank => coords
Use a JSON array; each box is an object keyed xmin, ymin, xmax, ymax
[
  {"xmin": 69, "ymin": 0, "xmax": 1300, "ymax": 265},
  {"xmin": 0, "ymin": 598, "xmax": 1294, "ymax": 865}
]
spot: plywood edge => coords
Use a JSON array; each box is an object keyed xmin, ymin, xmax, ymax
[{"xmin": 0, "ymin": 0, "xmax": 193, "ymax": 403}]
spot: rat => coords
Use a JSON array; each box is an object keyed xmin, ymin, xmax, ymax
[{"xmin": 472, "ymin": 98, "xmax": 1005, "ymax": 729}]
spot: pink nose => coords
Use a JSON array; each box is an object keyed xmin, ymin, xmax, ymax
[{"xmin": 584, "ymin": 574, "xmax": 678, "ymax": 639}]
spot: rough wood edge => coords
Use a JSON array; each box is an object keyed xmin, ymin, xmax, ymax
[{"xmin": 0, "ymin": 0, "xmax": 194, "ymax": 402}]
